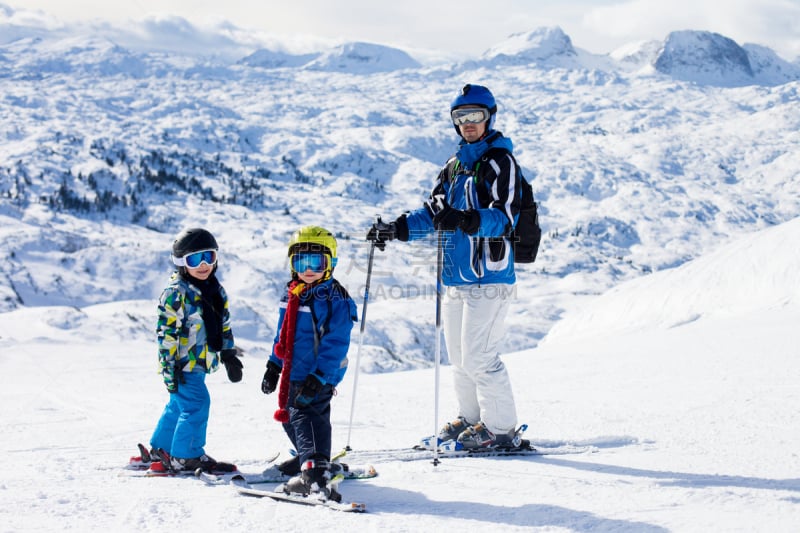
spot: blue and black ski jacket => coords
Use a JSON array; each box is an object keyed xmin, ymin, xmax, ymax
[
  {"xmin": 268, "ymin": 278, "xmax": 357, "ymax": 387},
  {"xmin": 404, "ymin": 131, "xmax": 522, "ymax": 286}
]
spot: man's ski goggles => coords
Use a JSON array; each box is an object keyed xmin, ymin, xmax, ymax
[
  {"xmin": 291, "ymin": 252, "xmax": 328, "ymax": 273},
  {"xmin": 451, "ymin": 107, "xmax": 490, "ymax": 126},
  {"xmin": 173, "ymin": 249, "xmax": 218, "ymax": 268}
]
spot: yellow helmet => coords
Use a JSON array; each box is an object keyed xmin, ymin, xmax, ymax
[{"xmin": 288, "ymin": 226, "xmax": 338, "ymax": 276}]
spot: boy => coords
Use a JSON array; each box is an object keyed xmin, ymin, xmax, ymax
[{"xmin": 261, "ymin": 226, "xmax": 357, "ymax": 501}]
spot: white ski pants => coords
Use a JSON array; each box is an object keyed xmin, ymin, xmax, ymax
[{"xmin": 441, "ymin": 283, "xmax": 518, "ymax": 435}]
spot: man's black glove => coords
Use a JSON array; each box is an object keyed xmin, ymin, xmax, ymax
[
  {"xmin": 294, "ymin": 373, "xmax": 325, "ymax": 408},
  {"xmin": 366, "ymin": 217, "xmax": 397, "ymax": 251},
  {"xmin": 432, "ymin": 202, "xmax": 462, "ymax": 231},
  {"xmin": 221, "ymin": 348, "xmax": 243, "ymax": 383},
  {"xmin": 432, "ymin": 200, "xmax": 481, "ymax": 234},
  {"xmin": 261, "ymin": 360, "xmax": 281, "ymax": 395},
  {"xmin": 458, "ymin": 209, "xmax": 480, "ymax": 234}
]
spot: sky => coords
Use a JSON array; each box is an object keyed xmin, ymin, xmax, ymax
[{"xmin": 4, "ymin": 0, "xmax": 800, "ymax": 60}]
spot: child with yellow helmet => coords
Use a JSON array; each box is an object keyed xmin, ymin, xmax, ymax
[{"xmin": 260, "ymin": 226, "xmax": 357, "ymax": 502}]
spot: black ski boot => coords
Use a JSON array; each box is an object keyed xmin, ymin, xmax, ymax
[{"xmin": 283, "ymin": 459, "xmax": 342, "ymax": 502}]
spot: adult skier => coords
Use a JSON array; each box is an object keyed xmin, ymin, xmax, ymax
[{"xmin": 366, "ymin": 84, "xmax": 522, "ymax": 449}]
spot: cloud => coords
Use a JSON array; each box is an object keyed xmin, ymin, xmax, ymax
[
  {"xmin": 0, "ymin": 2, "xmax": 62, "ymax": 28},
  {"xmin": 2, "ymin": 0, "xmax": 799, "ymax": 61}
]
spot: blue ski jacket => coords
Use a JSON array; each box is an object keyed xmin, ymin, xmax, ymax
[
  {"xmin": 404, "ymin": 131, "xmax": 522, "ymax": 286},
  {"xmin": 268, "ymin": 278, "xmax": 357, "ymax": 387}
]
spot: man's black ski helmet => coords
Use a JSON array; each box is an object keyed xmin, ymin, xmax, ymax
[{"xmin": 172, "ymin": 228, "xmax": 218, "ymax": 259}]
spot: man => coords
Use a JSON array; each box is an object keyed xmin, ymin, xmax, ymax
[{"xmin": 367, "ymin": 84, "xmax": 522, "ymax": 449}]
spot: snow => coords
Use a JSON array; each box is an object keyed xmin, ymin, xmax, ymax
[
  {"xmin": 1, "ymin": 214, "xmax": 799, "ymax": 532},
  {"xmin": 1, "ymin": 10, "xmax": 800, "ymax": 532},
  {"xmin": 544, "ymin": 217, "xmax": 800, "ymax": 342}
]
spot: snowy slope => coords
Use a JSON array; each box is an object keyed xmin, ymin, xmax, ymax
[
  {"xmin": 544, "ymin": 216, "xmax": 800, "ymax": 342},
  {"xmin": 0, "ymin": 216, "xmax": 798, "ymax": 532},
  {"xmin": 1, "ymin": 11, "xmax": 800, "ymax": 530}
]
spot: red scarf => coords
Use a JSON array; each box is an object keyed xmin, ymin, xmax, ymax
[{"xmin": 273, "ymin": 281, "xmax": 307, "ymax": 423}]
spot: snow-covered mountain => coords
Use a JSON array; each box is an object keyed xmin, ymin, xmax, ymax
[
  {"xmin": 612, "ymin": 30, "xmax": 800, "ymax": 86},
  {"xmin": 237, "ymin": 48, "xmax": 319, "ymax": 69},
  {"xmin": 743, "ymin": 42, "xmax": 800, "ymax": 86},
  {"xmin": 654, "ymin": 30, "xmax": 755, "ymax": 86},
  {"xmin": 1, "ymin": 16, "xmax": 800, "ymax": 371},
  {"xmin": 479, "ymin": 27, "xmax": 579, "ymax": 67},
  {"xmin": 544, "ymin": 216, "xmax": 800, "ymax": 344},
  {"xmin": 239, "ymin": 42, "xmax": 421, "ymax": 73},
  {"xmin": 2, "ymin": 35, "xmax": 150, "ymax": 76},
  {"xmin": 304, "ymin": 42, "xmax": 421, "ymax": 73}
]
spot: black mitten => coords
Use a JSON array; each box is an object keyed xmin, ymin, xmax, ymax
[
  {"xmin": 366, "ymin": 218, "xmax": 396, "ymax": 251},
  {"xmin": 459, "ymin": 210, "xmax": 481, "ymax": 235},
  {"xmin": 221, "ymin": 349, "xmax": 243, "ymax": 383},
  {"xmin": 432, "ymin": 202, "xmax": 464, "ymax": 231},
  {"xmin": 431, "ymin": 196, "xmax": 480, "ymax": 235},
  {"xmin": 294, "ymin": 373, "xmax": 325, "ymax": 408},
  {"xmin": 261, "ymin": 360, "xmax": 281, "ymax": 395}
]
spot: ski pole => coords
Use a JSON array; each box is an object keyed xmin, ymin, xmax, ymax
[
  {"xmin": 432, "ymin": 229, "xmax": 444, "ymax": 467},
  {"xmin": 345, "ymin": 236, "xmax": 377, "ymax": 451}
]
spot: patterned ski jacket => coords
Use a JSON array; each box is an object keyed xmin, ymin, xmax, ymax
[
  {"xmin": 156, "ymin": 271, "xmax": 235, "ymax": 387},
  {"xmin": 269, "ymin": 278, "xmax": 357, "ymax": 387},
  {"xmin": 404, "ymin": 131, "xmax": 522, "ymax": 286}
]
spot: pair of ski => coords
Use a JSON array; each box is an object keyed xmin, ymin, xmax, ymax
[
  {"xmin": 346, "ymin": 424, "xmax": 596, "ymax": 464},
  {"xmin": 232, "ymin": 474, "xmax": 367, "ymax": 512},
  {"xmin": 229, "ymin": 424, "xmax": 594, "ymax": 513},
  {"xmin": 220, "ymin": 448, "xmax": 373, "ymax": 512},
  {"xmin": 126, "ymin": 444, "xmax": 237, "ymax": 477},
  {"xmin": 126, "ymin": 445, "xmax": 374, "ymax": 512}
]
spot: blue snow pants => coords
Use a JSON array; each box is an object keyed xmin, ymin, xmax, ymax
[
  {"xmin": 282, "ymin": 381, "xmax": 334, "ymax": 465},
  {"xmin": 150, "ymin": 371, "xmax": 210, "ymax": 459}
]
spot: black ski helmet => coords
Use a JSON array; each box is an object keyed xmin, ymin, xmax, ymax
[{"xmin": 172, "ymin": 228, "xmax": 218, "ymax": 259}]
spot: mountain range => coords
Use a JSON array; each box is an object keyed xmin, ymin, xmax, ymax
[
  {"xmin": 1, "ymin": 18, "xmax": 799, "ymax": 371},
  {"xmin": 3, "ymin": 22, "xmax": 799, "ymax": 84}
]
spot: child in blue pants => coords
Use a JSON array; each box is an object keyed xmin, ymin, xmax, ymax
[{"xmin": 150, "ymin": 228, "xmax": 243, "ymax": 472}]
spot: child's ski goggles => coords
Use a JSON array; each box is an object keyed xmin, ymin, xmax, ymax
[
  {"xmin": 291, "ymin": 252, "xmax": 328, "ymax": 273},
  {"xmin": 451, "ymin": 107, "xmax": 490, "ymax": 126},
  {"xmin": 173, "ymin": 249, "xmax": 218, "ymax": 268}
]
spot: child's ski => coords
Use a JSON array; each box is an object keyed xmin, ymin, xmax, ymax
[{"xmin": 232, "ymin": 476, "xmax": 366, "ymax": 512}]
